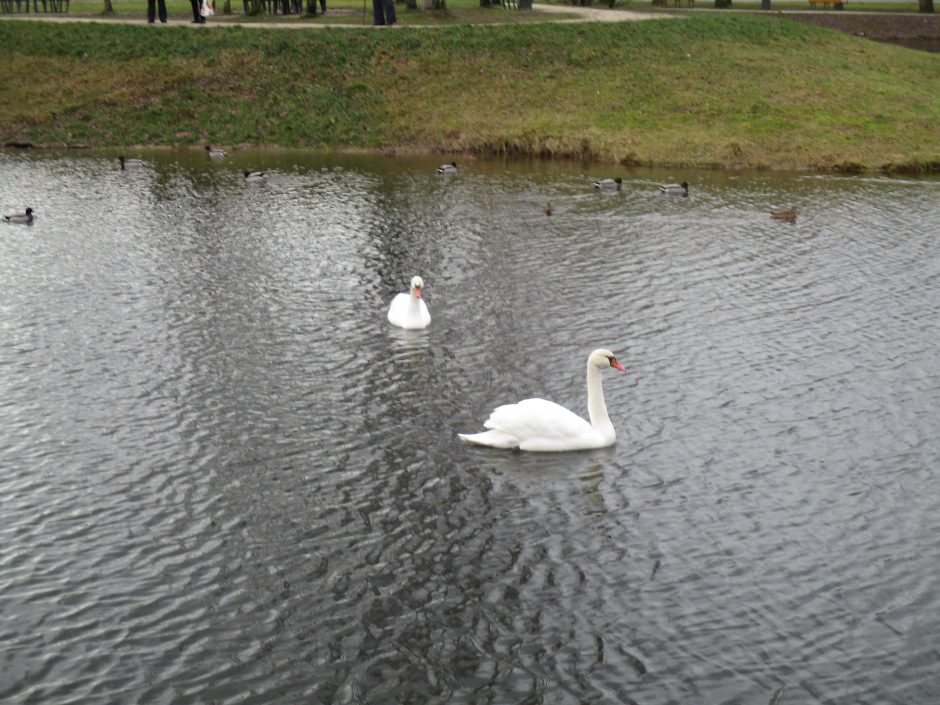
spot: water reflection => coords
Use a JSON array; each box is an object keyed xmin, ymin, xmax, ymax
[{"xmin": 1, "ymin": 150, "xmax": 938, "ymax": 705}]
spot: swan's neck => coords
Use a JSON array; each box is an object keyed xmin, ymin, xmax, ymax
[
  {"xmin": 408, "ymin": 292, "xmax": 421, "ymax": 313},
  {"xmin": 586, "ymin": 363, "xmax": 611, "ymax": 431}
]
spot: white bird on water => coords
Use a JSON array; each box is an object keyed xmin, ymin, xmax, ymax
[
  {"xmin": 459, "ymin": 348, "xmax": 626, "ymax": 452},
  {"xmin": 387, "ymin": 276, "xmax": 431, "ymax": 330}
]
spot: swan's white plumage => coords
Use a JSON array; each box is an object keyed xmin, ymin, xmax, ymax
[
  {"xmin": 459, "ymin": 348, "xmax": 625, "ymax": 452},
  {"xmin": 387, "ymin": 275, "xmax": 430, "ymax": 329}
]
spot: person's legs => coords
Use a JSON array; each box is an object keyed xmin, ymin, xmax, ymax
[
  {"xmin": 147, "ymin": 0, "xmax": 156, "ymax": 22},
  {"xmin": 383, "ymin": 0, "xmax": 395, "ymax": 24},
  {"xmin": 158, "ymin": 0, "xmax": 167, "ymax": 21},
  {"xmin": 190, "ymin": 0, "xmax": 204, "ymax": 22},
  {"xmin": 371, "ymin": 0, "xmax": 385, "ymax": 24},
  {"xmin": 319, "ymin": 0, "xmax": 326, "ymax": 13}
]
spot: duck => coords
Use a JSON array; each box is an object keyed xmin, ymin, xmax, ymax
[
  {"xmin": 542, "ymin": 202, "xmax": 553, "ymax": 216},
  {"xmin": 205, "ymin": 144, "xmax": 227, "ymax": 158},
  {"xmin": 771, "ymin": 207, "xmax": 797, "ymax": 223},
  {"xmin": 593, "ymin": 177, "xmax": 622, "ymax": 191},
  {"xmin": 244, "ymin": 171, "xmax": 268, "ymax": 184},
  {"xmin": 458, "ymin": 348, "xmax": 626, "ymax": 452},
  {"xmin": 387, "ymin": 276, "xmax": 431, "ymax": 329},
  {"xmin": 659, "ymin": 181, "xmax": 689, "ymax": 196},
  {"xmin": 437, "ymin": 161, "xmax": 458, "ymax": 175},
  {"xmin": 4, "ymin": 207, "xmax": 34, "ymax": 224},
  {"xmin": 118, "ymin": 156, "xmax": 146, "ymax": 170}
]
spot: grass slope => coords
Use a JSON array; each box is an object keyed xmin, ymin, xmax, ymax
[{"xmin": 2, "ymin": 15, "xmax": 938, "ymax": 170}]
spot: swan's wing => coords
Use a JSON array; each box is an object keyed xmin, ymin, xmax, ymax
[
  {"xmin": 387, "ymin": 293, "xmax": 409, "ymax": 325},
  {"xmin": 418, "ymin": 300, "xmax": 431, "ymax": 326},
  {"xmin": 474, "ymin": 398, "xmax": 597, "ymax": 451}
]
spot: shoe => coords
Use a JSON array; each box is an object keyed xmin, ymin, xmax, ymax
[{"xmin": 148, "ymin": 19, "xmax": 155, "ymax": 23}]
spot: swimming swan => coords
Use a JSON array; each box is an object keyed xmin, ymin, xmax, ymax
[
  {"xmin": 459, "ymin": 348, "xmax": 626, "ymax": 452},
  {"xmin": 387, "ymin": 275, "xmax": 431, "ymax": 329}
]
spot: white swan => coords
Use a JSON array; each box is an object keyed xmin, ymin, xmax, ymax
[
  {"xmin": 387, "ymin": 276, "xmax": 431, "ymax": 329},
  {"xmin": 459, "ymin": 348, "xmax": 625, "ymax": 452}
]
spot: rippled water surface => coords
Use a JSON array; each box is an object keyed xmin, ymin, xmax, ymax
[{"xmin": 1, "ymin": 151, "xmax": 939, "ymax": 705}]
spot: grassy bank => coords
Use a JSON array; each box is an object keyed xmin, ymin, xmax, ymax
[{"xmin": 2, "ymin": 14, "xmax": 939, "ymax": 171}]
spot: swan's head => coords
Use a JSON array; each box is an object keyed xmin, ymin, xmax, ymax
[
  {"xmin": 410, "ymin": 276, "xmax": 425, "ymax": 298},
  {"xmin": 590, "ymin": 348, "xmax": 625, "ymax": 372}
]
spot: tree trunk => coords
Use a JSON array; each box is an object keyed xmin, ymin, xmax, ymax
[
  {"xmin": 518, "ymin": 0, "xmax": 532, "ymax": 7},
  {"xmin": 306, "ymin": 0, "xmax": 317, "ymax": 13},
  {"xmin": 223, "ymin": 0, "xmax": 231, "ymax": 13},
  {"xmin": 918, "ymin": 0, "xmax": 934, "ymax": 12},
  {"xmin": 761, "ymin": 0, "xmax": 770, "ymax": 8},
  {"xmin": 102, "ymin": 0, "xmax": 114, "ymax": 13}
]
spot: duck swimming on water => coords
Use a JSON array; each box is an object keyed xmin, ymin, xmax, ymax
[{"xmin": 4, "ymin": 207, "xmax": 34, "ymax": 224}]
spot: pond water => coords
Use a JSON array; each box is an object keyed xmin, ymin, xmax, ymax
[{"xmin": 1, "ymin": 150, "xmax": 938, "ymax": 705}]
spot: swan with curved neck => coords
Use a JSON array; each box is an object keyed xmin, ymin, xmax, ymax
[
  {"xmin": 459, "ymin": 348, "xmax": 625, "ymax": 451},
  {"xmin": 387, "ymin": 276, "xmax": 431, "ymax": 330}
]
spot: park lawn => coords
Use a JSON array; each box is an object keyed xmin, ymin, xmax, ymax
[{"xmin": 1, "ymin": 13, "xmax": 938, "ymax": 171}]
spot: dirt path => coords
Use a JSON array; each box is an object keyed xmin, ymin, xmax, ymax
[{"xmin": 0, "ymin": 3, "xmax": 665, "ymax": 28}]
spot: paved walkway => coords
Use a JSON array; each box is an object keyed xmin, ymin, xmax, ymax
[{"xmin": 0, "ymin": 3, "xmax": 665, "ymax": 28}]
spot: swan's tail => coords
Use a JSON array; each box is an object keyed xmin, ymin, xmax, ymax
[{"xmin": 457, "ymin": 430, "xmax": 519, "ymax": 449}]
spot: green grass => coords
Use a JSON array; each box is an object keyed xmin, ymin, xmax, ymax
[{"xmin": 1, "ymin": 13, "xmax": 939, "ymax": 171}]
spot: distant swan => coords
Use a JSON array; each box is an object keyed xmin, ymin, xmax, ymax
[
  {"xmin": 205, "ymin": 145, "xmax": 227, "ymax": 158},
  {"xmin": 459, "ymin": 348, "xmax": 626, "ymax": 452},
  {"xmin": 437, "ymin": 162, "xmax": 457, "ymax": 175},
  {"xmin": 387, "ymin": 276, "xmax": 431, "ymax": 329},
  {"xmin": 659, "ymin": 181, "xmax": 689, "ymax": 196},
  {"xmin": 594, "ymin": 177, "xmax": 622, "ymax": 191},
  {"xmin": 118, "ymin": 156, "xmax": 145, "ymax": 170},
  {"xmin": 244, "ymin": 171, "xmax": 267, "ymax": 184},
  {"xmin": 4, "ymin": 207, "xmax": 34, "ymax": 224}
]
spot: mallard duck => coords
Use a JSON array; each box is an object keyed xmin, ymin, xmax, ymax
[
  {"xmin": 205, "ymin": 144, "xmax": 227, "ymax": 158},
  {"xmin": 659, "ymin": 181, "xmax": 689, "ymax": 196},
  {"xmin": 542, "ymin": 202, "xmax": 553, "ymax": 216},
  {"xmin": 4, "ymin": 207, "xmax": 34, "ymax": 224},
  {"xmin": 771, "ymin": 207, "xmax": 797, "ymax": 223},
  {"xmin": 118, "ymin": 156, "xmax": 145, "ymax": 170},
  {"xmin": 593, "ymin": 177, "xmax": 622, "ymax": 191},
  {"xmin": 244, "ymin": 171, "xmax": 268, "ymax": 184},
  {"xmin": 437, "ymin": 161, "xmax": 457, "ymax": 175}
]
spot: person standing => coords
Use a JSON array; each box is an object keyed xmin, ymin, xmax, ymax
[
  {"xmin": 147, "ymin": 0, "xmax": 167, "ymax": 23},
  {"xmin": 372, "ymin": 0, "xmax": 395, "ymax": 25},
  {"xmin": 189, "ymin": 0, "xmax": 205, "ymax": 23}
]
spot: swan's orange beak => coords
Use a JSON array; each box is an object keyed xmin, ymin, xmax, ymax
[
  {"xmin": 610, "ymin": 358, "xmax": 625, "ymax": 372},
  {"xmin": 414, "ymin": 287, "xmax": 422, "ymax": 298}
]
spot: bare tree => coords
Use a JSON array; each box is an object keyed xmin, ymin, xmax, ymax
[{"xmin": 919, "ymin": 0, "xmax": 933, "ymax": 12}]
